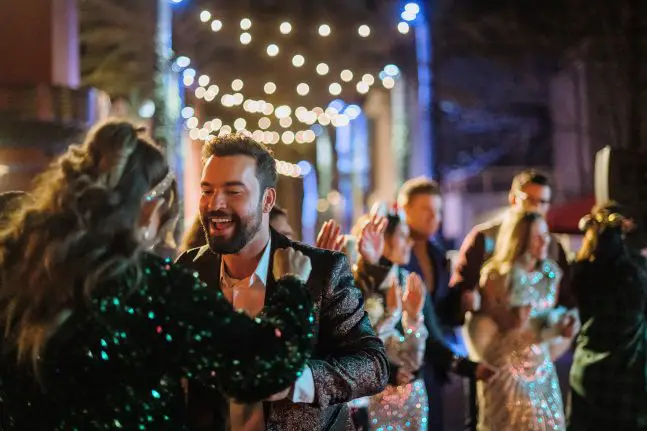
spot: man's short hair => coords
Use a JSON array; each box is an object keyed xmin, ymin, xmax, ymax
[
  {"xmin": 510, "ymin": 169, "xmax": 550, "ymax": 192},
  {"xmin": 202, "ymin": 134, "xmax": 278, "ymax": 191},
  {"xmin": 397, "ymin": 176, "xmax": 441, "ymax": 207},
  {"xmin": 270, "ymin": 205, "xmax": 287, "ymax": 221}
]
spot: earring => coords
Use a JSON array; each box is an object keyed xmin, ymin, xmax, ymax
[{"xmin": 140, "ymin": 227, "xmax": 151, "ymax": 242}]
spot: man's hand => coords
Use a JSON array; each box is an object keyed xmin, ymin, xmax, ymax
[
  {"xmin": 316, "ymin": 220, "xmax": 345, "ymax": 251},
  {"xmin": 475, "ymin": 362, "xmax": 497, "ymax": 382},
  {"xmin": 273, "ymin": 248, "xmax": 312, "ymax": 283}
]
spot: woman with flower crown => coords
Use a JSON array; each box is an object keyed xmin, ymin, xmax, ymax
[
  {"xmin": 568, "ymin": 203, "xmax": 647, "ymax": 431},
  {"xmin": 0, "ymin": 120, "xmax": 315, "ymax": 430}
]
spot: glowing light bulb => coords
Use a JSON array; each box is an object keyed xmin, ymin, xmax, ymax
[
  {"xmin": 356, "ymin": 81, "xmax": 369, "ymax": 94},
  {"xmin": 280, "ymin": 21, "xmax": 292, "ymax": 34},
  {"xmin": 258, "ymin": 117, "xmax": 271, "ymax": 130},
  {"xmin": 316, "ymin": 63, "xmax": 329, "ymax": 75},
  {"xmin": 264, "ymin": 82, "xmax": 276, "ymax": 95},
  {"xmin": 279, "ymin": 117, "xmax": 293, "ymax": 128},
  {"xmin": 266, "ymin": 44, "xmax": 279, "ymax": 56},
  {"xmin": 198, "ymin": 75, "xmax": 210, "ymax": 86},
  {"xmin": 186, "ymin": 117, "xmax": 199, "ymax": 129},
  {"xmin": 340, "ymin": 69, "xmax": 353, "ymax": 82},
  {"xmin": 328, "ymin": 82, "xmax": 342, "ymax": 96},
  {"xmin": 358, "ymin": 25, "xmax": 371, "ymax": 37},
  {"xmin": 362, "ymin": 73, "xmax": 375, "ymax": 85},
  {"xmin": 231, "ymin": 79, "xmax": 244, "ymax": 91},
  {"xmin": 211, "ymin": 20, "xmax": 223, "ymax": 32},
  {"xmin": 240, "ymin": 32, "xmax": 252, "ymax": 45},
  {"xmin": 240, "ymin": 18, "xmax": 252, "ymax": 30},
  {"xmin": 292, "ymin": 54, "xmax": 305, "ymax": 67},
  {"xmin": 318, "ymin": 24, "xmax": 331, "ymax": 37},
  {"xmin": 382, "ymin": 76, "xmax": 395, "ymax": 89},
  {"xmin": 296, "ymin": 83, "xmax": 310, "ymax": 96},
  {"xmin": 234, "ymin": 118, "xmax": 247, "ymax": 131},
  {"xmin": 199, "ymin": 11, "xmax": 211, "ymax": 22},
  {"xmin": 282, "ymin": 131, "xmax": 295, "ymax": 144},
  {"xmin": 397, "ymin": 22, "xmax": 410, "ymax": 34}
]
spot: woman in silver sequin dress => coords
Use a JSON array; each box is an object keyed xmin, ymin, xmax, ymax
[
  {"xmin": 354, "ymin": 212, "xmax": 430, "ymax": 431},
  {"xmin": 464, "ymin": 211, "xmax": 578, "ymax": 431}
]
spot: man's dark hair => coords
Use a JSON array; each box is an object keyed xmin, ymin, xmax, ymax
[
  {"xmin": 397, "ymin": 176, "xmax": 441, "ymax": 207},
  {"xmin": 270, "ymin": 205, "xmax": 288, "ymax": 221},
  {"xmin": 202, "ymin": 134, "xmax": 278, "ymax": 191},
  {"xmin": 511, "ymin": 169, "xmax": 550, "ymax": 192}
]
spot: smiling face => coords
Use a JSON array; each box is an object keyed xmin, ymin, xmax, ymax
[{"xmin": 199, "ymin": 154, "xmax": 274, "ymax": 254}]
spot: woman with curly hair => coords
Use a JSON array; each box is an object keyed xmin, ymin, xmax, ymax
[
  {"xmin": 568, "ymin": 203, "xmax": 647, "ymax": 431},
  {"xmin": 0, "ymin": 120, "xmax": 314, "ymax": 430}
]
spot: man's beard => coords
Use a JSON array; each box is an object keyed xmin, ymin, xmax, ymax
[{"xmin": 200, "ymin": 205, "xmax": 263, "ymax": 255}]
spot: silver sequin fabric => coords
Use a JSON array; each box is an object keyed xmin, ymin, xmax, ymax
[
  {"xmin": 369, "ymin": 378, "xmax": 428, "ymax": 431},
  {"xmin": 467, "ymin": 260, "xmax": 566, "ymax": 431}
]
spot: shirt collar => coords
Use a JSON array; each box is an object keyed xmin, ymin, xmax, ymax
[{"xmin": 220, "ymin": 239, "xmax": 272, "ymax": 288}]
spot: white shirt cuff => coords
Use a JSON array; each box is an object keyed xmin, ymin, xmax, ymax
[{"xmin": 290, "ymin": 365, "xmax": 315, "ymax": 404}]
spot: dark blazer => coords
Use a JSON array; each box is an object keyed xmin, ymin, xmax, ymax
[
  {"xmin": 175, "ymin": 229, "xmax": 389, "ymax": 431},
  {"xmin": 450, "ymin": 218, "xmax": 574, "ymax": 323}
]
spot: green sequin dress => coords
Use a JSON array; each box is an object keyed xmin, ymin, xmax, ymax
[{"xmin": 0, "ymin": 253, "xmax": 314, "ymax": 430}]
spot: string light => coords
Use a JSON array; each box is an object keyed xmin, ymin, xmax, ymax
[
  {"xmin": 358, "ymin": 25, "xmax": 371, "ymax": 37},
  {"xmin": 328, "ymin": 82, "xmax": 342, "ymax": 96},
  {"xmin": 382, "ymin": 76, "xmax": 395, "ymax": 89},
  {"xmin": 292, "ymin": 54, "xmax": 305, "ymax": 67},
  {"xmin": 240, "ymin": 32, "xmax": 252, "ymax": 45},
  {"xmin": 397, "ymin": 22, "xmax": 410, "ymax": 34},
  {"xmin": 198, "ymin": 75, "xmax": 210, "ymax": 86},
  {"xmin": 282, "ymin": 131, "xmax": 295, "ymax": 144},
  {"xmin": 340, "ymin": 69, "xmax": 353, "ymax": 82},
  {"xmin": 211, "ymin": 20, "xmax": 223, "ymax": 32},
  {"xmin": 266, "ymin": 44, "xmax": 279, "ymax": 56},
  {"xmin": 258, "ymin": 117, "xmax": 271, "ymax": 129},
  {"xmin": 231, "ymin": 79, "xmax": 244, "ymax": 91},
  {"xmin": 362, "ymin": 73, "xmax": 375, "ymax": 85},
  {"xmin": 199, "ymin": 11, "xmax": 211, "ymax": 22},
  {"xmin": 186, "ymin": 117, "xmax": 199, "ymax": 129},
  {"xmin": 279, "ymin": 117, "xmax": 293, "ymax": 128},
  {"xmin": 240, "ymin": 18, "xmax": 252, "ymax": 30},
  {"xmin": 279, "ymin": 21, "xmax": 292, "ymax": 34},
  {"xmin": 318, "ymin": 24, "xmax": 331, "ymax": 37},
  {"xmin": 263, "ymin": 82, "xmax": 276, "ymax": 95},
  {"xmin": 356, "ymin": 81, "xmax": 369, "ymax": 94},
  {"xmin": 233, "ymin": 118, "xmax": 247, "ymax": 130},
  {"xmin": 181, "ymin": 107, "xmax": 195, "ymax": 119},
  {"xmin": 296, "ymin": 83, "xmax": 310, "ymax": 96},
  {"xmin": 316, "ymin": 63, "xmax": 329, "ymax": 75},
  {"xmin": 275, "ymin": 105, "xmax": 292, "ymax": 119}
]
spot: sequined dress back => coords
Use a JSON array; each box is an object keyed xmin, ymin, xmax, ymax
[
  {"xmin": 466, "ymin": 260, "xmax": 566, "ymax": 431},
  {"xmin": 0, "ymin": 253, "xmax": 313, "ymax": 431}
]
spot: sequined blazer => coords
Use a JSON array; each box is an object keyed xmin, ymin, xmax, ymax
[{"xmin": 176, "ymin": 228, "xmax": 389, "ymax": 431}]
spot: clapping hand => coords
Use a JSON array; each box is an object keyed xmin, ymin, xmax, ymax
[
  {"xmin": 358, "ymin": 214, "xmax": 388, "ymax": 265},
  {"xmin": 316, "ymin": 220, "xmax": 346, "ymax": 252},
  {"xmin": 403, "ymin": 272, "xmax": 425, "ymax": 317},
  {"xmin": 273, "ymin": 247, "xmax": 312, "ymax": 283},
  {"xmin": 385, "ymin": 281, "xmax": 403, "ymax": 316}
]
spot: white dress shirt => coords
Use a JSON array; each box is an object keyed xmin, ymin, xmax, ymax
[{"xmin": 220, "ymin": 240, "xmax": 315, "ymax": 430}]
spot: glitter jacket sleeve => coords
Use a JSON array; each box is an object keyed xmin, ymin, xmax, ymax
[
  {"xmin": 308, "ymin": 252, "xmax": 389, "ymax": 408},
  {"xmin": 139, "ymin": 255, "xmax": 315, "ymax": 404}
]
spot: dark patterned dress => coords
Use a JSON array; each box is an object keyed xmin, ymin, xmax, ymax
[
  {"xmin": 0, "ymin": 253, "xmax": 314, "ymax": 430},
  {"xmin": 568, "ymin": 251, "xmax": 647, "ymax": 431}
]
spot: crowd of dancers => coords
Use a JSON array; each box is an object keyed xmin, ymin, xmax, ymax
[{"xmin": 0, "ymin": 119, "xmax": 645, "ymax": 431}]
